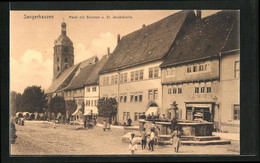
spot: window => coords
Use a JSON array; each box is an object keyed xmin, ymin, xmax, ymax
[
  {"xmin": 199, "ymin": 64, "xmax": 204, "ymax": 71},
  {"xmin": 234, "ymin": 61, "xmax": 240, "ymax": 79},
  {"xmin": 130, "ymin": 93, "xmax": 134, "ymax": 102},
  {"xmin": 173, "ymin": 88, "xmax": 177, "ymax": 94},
  {"xmin": 91, "ymin": 100, "xmax": 93, "ymax": 106},
  {"xmin": 124, "ymin": 94, "xmax": 127, "ymax": 102},
  {"xmin": 114, "ymin": 75, "xmax": 118, "ymax": 84},
  {"xmin": 154, "ymin": 67, "xmax": 159, "ymax": 77},
  {"xmin": 167, "ymin": 68, "xmax": 175, "ymax": 76},
  {"xmin": 195, "ymin": 87, "xmax": 199, "ymax": 93},
  {"xmin": 120, "ymin": 74, "xmax": 123, "ymax": 83},
  {"xmin": 57, "ymin": 66, "xmax": 60, "ymax": 71},
  {"xmin": 106, "ymin": 77, "xmax": 109, "ymax": 85},
  {"xmin": 111, "ymin": 75, "xmax": 115, "ymax": 84},
  {"xmin": 92, "ymin": 86, "xmax": 96, "ymax": 92},
  {"xmin": 187, "ymin": 66, "xmax": 192, "ymax": 73},
  {"xmin": 207, "ymin": 87, "xmax": 211, "ymax": 93},
  {"xmin": 57, "ymin": 57, "xmax": 59, "ymax": 62},
  {"xmin": 140, "ymin": 70, "xmax": 144, "ymax": 80},
  {"xmin": 86, "ymin": 87, "xmax": 90, "ymax": 92},
  {"xmin": 201, "ymin": 87, "xmax": 205, "ymax": 93},
  {"xmin": 124, "ymin": 73, "xmax": 127, "ymax": 82},
  {"xmin": 178, "ymin": 88, "xmax": 182, "ymax": 94},
  {"xmin": 139, "ymin": 92, "xmax": 143, "ymax": 102},
  {"xmin": 135, "ymin": 70, "xmax": 139, "ymax": 81},
  {"xmin": 65, "ymin": 58, "xmax": 67, "ymax": 63},
  {"xmin": 120, "ymin": 95, "xmax": 123, "ymax": 103},
  {"xmin": 233, "ymin": 105, "xmax": 240, "ymax": 120},
  {"xmin": 154, "ymin": 90, "xmax": 158, "ymax": 99},
  {"xmin": 131, "ymin": 72, "xmax": 134, "ymax": 81},
  {"xmin": 168, "ymin": 88, "xmax": 172, "ymax": 94},
  {"xmin": 134, "ymin": 93, "xmax": 138, "ymax": 102},
  {"xmin": 149, "ymin": 67, "xmax": 153, "ymax": 78},
  {"xmin": 103, "ymin": 77, "xmax": 106, "ymax": 85},
  {"xmin": 193, "ymin": 65, "xmax": 197, "ymax": 72},
  {"xmin": 148, "ymin": 90, "xmax": 153, "ymax": 100}
]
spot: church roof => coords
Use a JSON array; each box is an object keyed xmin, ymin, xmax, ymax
[
  {"xmin": 160, "ymin": 10, "xmax": 239, "ymax": 68},
  {"xmin": 99, "ymin": 10, "xmax": 195, "ymax": 74},
  {"xmin": 45, "ymin": 56, "xmax": 98, "ymax": 94},
  {"xmin": 54, "ymin": 35, "xmax": 73, "ymax": 46},
  {"xmin": 64, "ymin": 55, "xmax": 108, "ymax": 90}
]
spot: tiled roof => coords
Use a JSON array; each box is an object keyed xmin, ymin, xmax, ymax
[
  {"xmin": 84, "ymin": 55, "xmax": 108, "ymax": 86},
  {"xmin": 160, "ymin": 10, "xmax": 239, "ymax": 68},
  {"xmin": 64, "ymin": 55, "xmax": 108, "ymax": 90},
  {"xmin": 45, "ymin": 64, "xmax": 79, "ymax": 94},
  {"xmin": 45, "ymin": 56, "xmax": 98, "ymax": 94},
  {"xmin": 100, "ymin": 10, "xmax": 195, "ymax": 73},
  {"xmin": 220, "ymin": 18, "xmax": 240, "ymax": 53}
]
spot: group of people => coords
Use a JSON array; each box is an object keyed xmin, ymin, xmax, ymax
[
  {"xmin": 129, "ymin": 126, "xmax": 181, "ymax": 155},
  {"xmin": 129, "ymin": 128, "xmax": 156, "ymax": 155}
]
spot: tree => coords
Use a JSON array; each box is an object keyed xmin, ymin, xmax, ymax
[
  {"xmin": 97, "ymin": 97, "xmax": 118, "ymax": 123},
  {"xmin": 49, "ymin": 96, "xmax": 66, "ymax": 115},
  {"xmin": 65, "ymin": 100, "xmax": 77, "ymax": 117},
  {"xmin": 22, "ymin": 86, "xmax": 47, "ymax": 113},
  {"xmin": 10, "ymin": 91, "xmax": 18, "ymax": 116},
  {"xmin": 10, "ymin": 91, "xmax": 25, "ymax": 115}
]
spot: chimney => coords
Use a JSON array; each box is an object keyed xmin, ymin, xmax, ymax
[
  {"xmin": 142, "ymin": 24, "xmax": 145, "ymax": 28},
  {"xmin": 196, "ymin": 10, "xmax": 201, "ymax": 20},
  {"xmin": 107, "ymin": 47, "xmax": 110, "ymax": 56},
  {"xmin": 117, "ymin": 34, "xmax": 120, "ymax": 44}
]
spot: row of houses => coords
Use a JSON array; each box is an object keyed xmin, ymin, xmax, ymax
[{"xmin": 46, "ymin": 10, "xmax": 240, "ymax": 133}]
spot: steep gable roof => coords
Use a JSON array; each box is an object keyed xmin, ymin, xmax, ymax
[
  {"xmin": 45, "ymin": 56, "xmax": 98, "ymax": 94},
  {"xmin": 220, "ymin": 18, "xmax": 240, "ymax": 53},
  {"xmin": 84, "ymin": 55, "xmax": 108, "ymax": 86},
  {"xmin": 100, "ymin": 10, "xmax": 195, "ymax": 73},
  {"xmin": 45, "ymin": 64, "xmax": 79, "ymax": 94},
  {"xmin": 161, "ymin": 10, "xmax": 239, "ymax": 68},
  {"xmin": 64, "ymin": 55, "xmax": 108, "ymax": 90}
]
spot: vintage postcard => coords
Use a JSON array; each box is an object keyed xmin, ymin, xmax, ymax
[{"xmin": 10, "ymin": 9, "xmax": 240, "ymax": 155}]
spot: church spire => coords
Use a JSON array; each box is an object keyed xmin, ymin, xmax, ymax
[{"xmin": 61, "ymin": 19, "xmax": 66, "ymax": 35}]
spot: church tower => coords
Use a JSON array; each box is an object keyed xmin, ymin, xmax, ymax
[{"xmin": 53, "ymin": 21, "xmax": 74, "ymax": 81}]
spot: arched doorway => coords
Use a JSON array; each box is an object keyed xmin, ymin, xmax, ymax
[{"xmin": 145, "ymin": 101, "xmax": 159, "ymax": 117}]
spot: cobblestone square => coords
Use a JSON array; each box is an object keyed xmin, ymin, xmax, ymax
[{"xmin": 11, "ymin": 121, "xmax": 239, "ymax": 155}]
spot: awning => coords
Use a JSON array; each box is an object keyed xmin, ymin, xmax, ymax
[
  {"xmin": 83, "ymin": 107, "xmax": 98, "ymax": 115},
  {"xmin": 72, "ymin": 105, "xmax": 82, "ymax": 116},
  {"xmin": 145, "ymin": 107, "xmax": 158, "ymax": 116}
]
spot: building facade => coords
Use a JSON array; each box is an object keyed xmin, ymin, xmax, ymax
[
  {"xmin": 160, "ymin": 11, "xmax": 239, "ymax": 132},
  {"xmin": 99, "ymin": 10, "xmax": 197, "ymax": 125}
]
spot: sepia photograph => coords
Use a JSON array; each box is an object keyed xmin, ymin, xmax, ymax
[{"xmin": 9, "ymin": 9, "xmax": 241, "ymax": 156}]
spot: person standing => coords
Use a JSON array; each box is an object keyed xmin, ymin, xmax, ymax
[
  {"xmin": 52, "ymin": 119, "xmax": 56, "ymax": 129},
  {"xmin": 150, "ymin": 129, "xmax": 155, "ymax": 151},
  {"xmin": 127, "ymin": 117, "xmax": 132, "ymax": 126},
  {"xmin": 171, "ymin": 126, "xmax": 181, "ymax": 153},
  {"xmin": 141, "ymin": 128, "xmax": 147, "ymax": 150},
  {"xmin": 129, "ymin": 133, "xmax": 137, "ymax": 155},
  {"xmin": 146, "ymin": 132, "xmax": 151, "ymax": 150},
  {"xmin": 103, "ymin": 119, "xmax": 107, "ymax": 131}
]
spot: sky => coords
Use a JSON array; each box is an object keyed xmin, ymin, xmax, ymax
[{"xmin": 10, "ymin": 10, "xmax": 221, "ymax": 93}]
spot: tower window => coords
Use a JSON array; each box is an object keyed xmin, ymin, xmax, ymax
[{"xmin": 65, "ymin": 58, "xmax": 67, "ymax": 63}]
